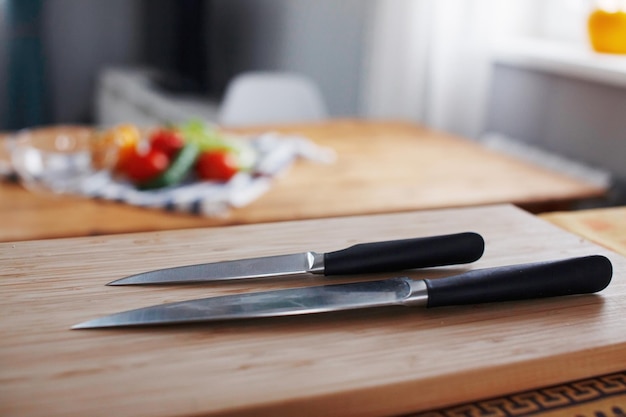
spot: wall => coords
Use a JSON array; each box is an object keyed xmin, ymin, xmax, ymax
[
  {"xmin": 207, "ymin": 0, "xmax": 373, "ymax": 117},
  {"xmin": 1, "ymin": 0, "xmax": 372, "ymax": 128},
  {"xmin": 42, "ymin": 0, "xmax": 142, "ymax": 125},
  {"xmin": 0, "ymin": 2, "xmax": 7, "ymax": 129},
  {"xmin": 0, "ymin": 0, "xmax": 142, "ymax": 129}
]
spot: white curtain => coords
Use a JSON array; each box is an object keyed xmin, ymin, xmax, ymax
[{"xmin": 360, "ymin": 0, "xmax": 539, "ymax": 139}]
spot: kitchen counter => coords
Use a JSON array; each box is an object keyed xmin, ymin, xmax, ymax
[{"xmin": 541, "ymin": 206, "xmax": 626, "ymax": 257}]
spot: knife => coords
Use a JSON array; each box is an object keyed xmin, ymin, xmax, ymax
[
  {"xmin": 73, "ymin": 255, "xmax": 612, "ymax": 329},
  {"xmin": 107, "ymin": 232, "xmax": 485, "ymax": 285}
]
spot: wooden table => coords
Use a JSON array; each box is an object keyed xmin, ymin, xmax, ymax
[
  {"xmin": 541, "ymin": 206, "xmax": 626, "ymax": 257},
  {"xmin": 0, "ymin": 120, "xmax": 605, "ymax": 243},
  {"xmin": 2, "ymin": 204, "xmax": 625, "ymax": 416}
]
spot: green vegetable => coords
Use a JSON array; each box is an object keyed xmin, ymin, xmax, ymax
[
  {"xmin": 177, "ymin": 119, "xmax": 257, "ymax": 171},
  {"xmin": 138, "ymin": 142, "xmax": 200, "ymax": 190},
  {"xmin": 178, "ymin": 119, "xmax": 227, "ymax": 151}
]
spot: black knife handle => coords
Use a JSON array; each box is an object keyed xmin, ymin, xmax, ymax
[
  {"xmin": 323, "ymin": 232, "xmax": 485, "ymax": 276},
  {"xmin": 424, "ymin": 255, "xmax": 612, "ymax": 308}
]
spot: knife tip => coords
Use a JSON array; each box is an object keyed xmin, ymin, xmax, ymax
[
  {"xmin": 107, "ymin": 273, "xmax": 156, "ymax": 285},
  {"xmin": 106, "ymin": 278, "xmax": 135, "ymax": 286},
  {"xmin": 71, "ymin": 317, "xmax": 117, "ymax": 330}
]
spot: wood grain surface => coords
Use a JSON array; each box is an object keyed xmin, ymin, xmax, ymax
[
  {"xmin": 541, "ymin": 206, "xmax": 626, "ymax": 257},
  {"xmin": 1, "ymin": 204, "xmax": 625, "ymax": 416},
  {"xmin": 0, "ymin": 120, "xmax": 605, "ymax": 242}
]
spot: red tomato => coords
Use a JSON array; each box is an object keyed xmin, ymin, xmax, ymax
[
  {"xmin": 149, "ymin": 129, "xmax": 184, "ymax": 158},
  {"xmin": 123, "ymin": 148, "xmax": 170, "ymax": 183},
  {"xmin": 196, "ymin": 151, "xmax": 239, "ymax": 181}
]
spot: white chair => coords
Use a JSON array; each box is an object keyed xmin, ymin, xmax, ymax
[{"xmin": 218, "ymin": 72, "xmax": 328, "ymax": 126}]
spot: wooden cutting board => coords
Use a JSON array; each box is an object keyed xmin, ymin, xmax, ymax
[{"xmin": 1, "ymin": 204, "xmax": 625, "ymax": 417}]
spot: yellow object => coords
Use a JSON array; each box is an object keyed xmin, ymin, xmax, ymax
[
  {"xmin": 587, "ymin": 8, "xmax": 626, "ymax": 54},
  {"xmin": 99, "ymin": 124, "xmax": 142, "ymax": 170}
]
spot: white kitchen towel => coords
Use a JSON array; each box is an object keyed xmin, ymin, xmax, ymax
[{"xmin": 5, "ymin": 133, "xmax": 335, "ymax": 217}]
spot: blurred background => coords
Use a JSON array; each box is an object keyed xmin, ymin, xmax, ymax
[{"xmin": 1, "ymin": 0, "xmax": 625, "ymax": 189}]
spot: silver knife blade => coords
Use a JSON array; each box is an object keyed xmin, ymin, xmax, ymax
[
  {"xmin": 73, "ymin": 277, "xmax": 426, "ymax": 329},
  {"xmin": 107, "ymin": 253, "xmax": 321, "ymax": 285},
  {"xmin": 73, "ymin": 256, "xmax": 612, "ymax": 329},
  {"xmin": 107, "ymin": 233, "xmax": 486, "ymax": 285}
]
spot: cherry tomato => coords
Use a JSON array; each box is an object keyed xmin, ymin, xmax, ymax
[
  {"xmin": 123, "ymin": 148, "xmax": 170, "ymax": 183},
  {"xmin": 149, "ymin": 129, "xmax": 185, "ymax": 158},
  {"xmin": 196, "ymin": 151, "xmax": 239, "ymax": 182}
]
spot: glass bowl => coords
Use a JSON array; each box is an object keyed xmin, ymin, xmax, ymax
[{"xmin": 8, "ymin": 125, "xmax": 116, "ymax": 195}]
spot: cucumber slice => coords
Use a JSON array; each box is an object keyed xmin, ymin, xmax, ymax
[{"xmin": 139, "ymin": 142, "xmax": 200, "ymax": 190}]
